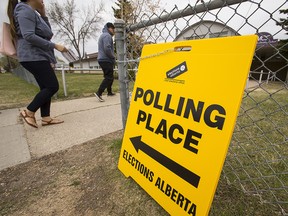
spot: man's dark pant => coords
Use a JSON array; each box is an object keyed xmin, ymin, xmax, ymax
[{"xmin": 97, "ymin": 61, "xmax": 114, "ymax": 95}]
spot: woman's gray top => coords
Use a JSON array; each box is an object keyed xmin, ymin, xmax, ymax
[{"xmin": 14, "ymin": 2, "xmax": 56, "ymax": 63}]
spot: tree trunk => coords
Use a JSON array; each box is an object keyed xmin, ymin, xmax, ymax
[{"xmin": 80, "ymin": 60, "xmax": 83, "ymax": 73}]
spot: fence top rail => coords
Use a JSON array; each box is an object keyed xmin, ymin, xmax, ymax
[
  {"xmin": 127, "ymin": 0, "xmax": 249, "ymax": 32},
  {"xmin": 55, "ymin": 68, "xmax": 102, "ymax": 71},
  {"xmin": 54, "ymin": 68, "xmax": 119, "ymax": 71}
]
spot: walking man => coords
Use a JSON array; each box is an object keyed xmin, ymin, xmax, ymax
[{"xmin": 94, "ymin": 22, "xmax": 116, "ymax": 102}]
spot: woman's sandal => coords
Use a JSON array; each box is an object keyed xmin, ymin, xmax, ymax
[
  {"xmin": 42, "ymin": 118, "xmax": 64, "ymax": 126},
  {"xmin": 20, "ymin": 110, "xmax": 38, "ymax": 128}
]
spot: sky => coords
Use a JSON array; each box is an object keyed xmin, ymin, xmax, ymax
[{"xmin": 1, "ymin": 0, "xmax": 287, "ymax": 57}]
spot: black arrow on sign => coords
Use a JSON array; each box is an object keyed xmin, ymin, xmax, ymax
[{"xmin": 130, "ymin": 136, "xmax": 200, "ymax": 188}]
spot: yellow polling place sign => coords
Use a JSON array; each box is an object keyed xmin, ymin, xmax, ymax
[{"xmin": 118, "ymin": 35, "xmax": 258, "ymax": 216}]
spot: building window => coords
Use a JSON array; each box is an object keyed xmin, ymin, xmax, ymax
[
  {"xmin": 209, "ymin": 31, "xmax": 228, "ymax": 38},
  {"xmin": 184, "ymin": 34, "xmax": 206, "ymax": 40}
]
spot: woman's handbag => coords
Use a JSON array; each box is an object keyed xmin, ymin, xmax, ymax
[{"xmin": 0, "ymin": 22, "xmax": 17, "ymax": 59}]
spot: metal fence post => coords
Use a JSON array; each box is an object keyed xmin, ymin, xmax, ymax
[
  {"xmin": 115, "ymin": 19, "xmax": 129, "ymax": 128},
  {"xmin": 259, "ymin": 70, "xmax": 263, "ymax": 84},
  {"xmin": 61, "ymin": 64, "xmax": 67, "ymax": 97}
]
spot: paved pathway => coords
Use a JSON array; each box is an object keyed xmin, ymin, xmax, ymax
[
  {"xmin": 0, "ymin": 109, "xmax": 30, "ymax": 170},
  {"xmin": 0, "ymin": 95, "xmax": 123, "ymax": 170}
]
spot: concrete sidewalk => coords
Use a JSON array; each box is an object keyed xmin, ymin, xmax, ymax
[
  {"xmin": 0, "ymin": 94, "xmax": 123, "ymax": 171},
  {"xmin": 0, "ymin": 109, "xmax": 31, "ymax": 170}
]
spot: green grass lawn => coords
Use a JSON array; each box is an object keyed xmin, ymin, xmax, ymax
[
  {"xmin": 0, "ymin": 72, "xmax": 119, "ymax": 109},
  {"xmin": 0, "ymin": 73, "xmax": 39, "ymax": 109},
  {"xmin": 56, "ymin": 72, "xmax": 119, "ymax": 99},
  {"xmin": 224, "ymin": 82, "xmax": 288, "ymax": 215}
]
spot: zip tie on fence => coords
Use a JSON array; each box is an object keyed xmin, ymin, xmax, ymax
[
  {"xmin": 117, "ymin": 48, "xmax": 175, "ymax": 64},
  {"xmin": 117, "ymin": 59, "xmax": 140, "ymax": 63}
]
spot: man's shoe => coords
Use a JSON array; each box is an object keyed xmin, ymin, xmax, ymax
[
  {"xmin": 107, "ymin": 93, "xmax": 116, "ymax": 96},
  {"xmin": 94, "ymin": 92, "xmax": 104, "ymax": 102}
]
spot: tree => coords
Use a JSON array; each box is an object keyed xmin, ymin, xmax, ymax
[
  {"xmin": 131, "ymin": 0, "xmax": 162, "ymax": 23},
  {"xmin": 113, "ymin": 0, "xmax": 134, "ymax": 23},
  {"xmin": 47, "ymin": 0, "xmax": 104, "ymax": 66},
  {"xmin": 113, "ymin": 0, "xmax": 163, "ymax": 80},
  {"xmin": 113, "ymin": 0, "xmax": 147, "ymax": 79},
  {"xmin": 113, "ymin": 0, "xmax": 162, "ymax": 59},
  {"xmin": 276, "ymin": 9, "xmax": 288, "ymax": 60},
  {"xmin": 113, "ymin": 0, "xmax": 162, "ymax": 24}
]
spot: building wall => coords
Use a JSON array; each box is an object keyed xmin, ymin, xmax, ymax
[
  {"xmin": 73, "ymin": 59, "xmax": 100, "ymax": 69},
  {"xmin": 175, "ymin": 21, "xmax": 238, "ymax": 41}
]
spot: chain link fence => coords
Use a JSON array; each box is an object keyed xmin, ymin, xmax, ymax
[
  {"xmin": 115, "ymin": 0, "xmax": 288, "ymax": 214},
  {"xmin": 12, "ymin": 64, "xmax": 37, "ymax": 86}
]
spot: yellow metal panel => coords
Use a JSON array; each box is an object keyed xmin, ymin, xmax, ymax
[{"xmin": 118, "ymin": 35, "xmax": 258, "ymax": 216}]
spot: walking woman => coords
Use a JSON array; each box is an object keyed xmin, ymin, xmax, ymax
[{"xmin": 8, "ymin": 0, "xmax": 68, "ymax": 128}]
